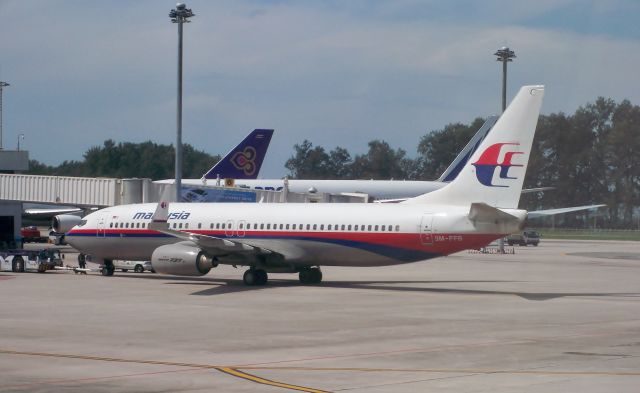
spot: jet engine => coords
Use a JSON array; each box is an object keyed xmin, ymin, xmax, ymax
[
  {"xmin": 52, "ymin": 214, "xmax": 83, "ymax": 233},
  {"xmin": 151, "ymin": 242, "xmax": 214, "ymax": 276}
]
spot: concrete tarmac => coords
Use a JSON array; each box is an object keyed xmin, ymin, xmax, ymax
[{"xmin": 1, "ymin": 239, "xmax": 640, "ymax": 392}]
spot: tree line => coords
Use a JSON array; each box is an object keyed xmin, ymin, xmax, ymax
[
  {"xmin": 28, "ymin": 140, "xmax": 220, "ymax": 180},
  {"xmin": 27, "ymin": 97, "xmax": 639, "ymax": 228}
]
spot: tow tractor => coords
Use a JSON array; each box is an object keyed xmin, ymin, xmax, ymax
[{"xmin": 0, "ymin": 249, "xmax": 63, "ymax": 273}]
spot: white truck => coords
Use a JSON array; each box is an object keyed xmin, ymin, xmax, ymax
[{"xmin": 0, "ymin": 249, "xmax": 63, "ymax": 273}]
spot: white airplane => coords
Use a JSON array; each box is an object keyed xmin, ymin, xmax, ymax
[
  {"xmin": 164, "ymin": 117, "xmax": 498, "ymax": 201},
  {"xmin": 66, "ymin": 85, "xmax": 544, "ymax": 285}
]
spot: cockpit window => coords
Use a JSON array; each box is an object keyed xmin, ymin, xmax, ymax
[{"xmin": 77, "ymin": 220, "xmax": 88, "ymax": 227}]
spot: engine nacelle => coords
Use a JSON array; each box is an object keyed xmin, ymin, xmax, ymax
[
  {"xmin": 151, "ymin": 242, "xmax": 214, "ymax": 276},
  {"xmin": 52, "ymin": 214, "xmax": 83, "ymax": 233}
]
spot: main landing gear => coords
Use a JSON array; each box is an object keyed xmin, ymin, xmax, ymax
[
  {"xmin": 243, "ymin": 268, "xmax": 268, "ymax": 286},
  {"xmin": 241, "ymin": 267, "xmax": 323, "ymax": 286},
  {"xmin": 299, "ymin": 267, "xmax": 322, "ymax": 285}
]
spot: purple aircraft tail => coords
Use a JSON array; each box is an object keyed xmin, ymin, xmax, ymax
[{"xmin": 203, "ymin": 129, "xmax": 273, "ymax": 180}]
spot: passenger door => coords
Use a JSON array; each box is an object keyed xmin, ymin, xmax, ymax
[{"xmin": 97, "ymin": 217, "xmax": 106, "ymax": 238}]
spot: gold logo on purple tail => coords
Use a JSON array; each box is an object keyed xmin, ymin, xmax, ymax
[{"xmin": 231, "ymin": 146, "xmax": 257, "ymax": 176}]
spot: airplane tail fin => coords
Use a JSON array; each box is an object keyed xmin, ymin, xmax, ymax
[
  {"xmin": 404, "ymin": 85, "xmax": 544, "ymax": 209},
  {"xmin": 437, "ymin": 115, "xmax": 498, "ymax": 182},
  {"xmin": 202, "ymin": 129, "xmax": 274, "ymax": 180}
]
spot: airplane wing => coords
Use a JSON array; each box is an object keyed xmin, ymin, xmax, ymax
[
  {"xmin": 527, "ymin": 204, "xmax": 606, "ymax": 219},
  {"xmin": 376, "ymin": 187, "xmax": 552, "ymax": 204},
  {"xmin": 24, "ymin": 208, "xmax": 83, "ymax": 217}
]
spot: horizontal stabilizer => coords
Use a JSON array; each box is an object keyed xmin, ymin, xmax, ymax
[
  {"xmin": 469, "ymin": 203, "xmax": 520, "ymax": 225},
  {"xmin": 527, "ymin": 204, "xmax": 606, "ymax": 219}
]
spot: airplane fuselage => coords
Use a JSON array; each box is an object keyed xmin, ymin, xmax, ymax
[
  {"xmin": 66, "ymin": 202, "xmax": 514, "ymax": 268},
  {"xmin": 166, "ymin": 179, "xmax": 448, "ymax": 201}
]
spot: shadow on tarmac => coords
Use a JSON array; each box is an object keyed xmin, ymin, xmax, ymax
[{"xmin": 104, "ymin": 273, "xmax": 640, "ymax": 300}]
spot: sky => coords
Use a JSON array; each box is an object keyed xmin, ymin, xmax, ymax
[{"xmin": 1, "ymin": 0, "xmax": 639, "ymax": 178}]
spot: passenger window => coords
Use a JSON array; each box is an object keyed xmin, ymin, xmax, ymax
[
  {"xmin": 267, "ymin": 224, "xmax": 271, "ymax": 230},
  {"xmin": 368, "ymin": 225, "xmax": 372, "ymax": 231},
  {"xmin": 254, "ymin": 223, "xmax": 258, "ymax": 229},
  {"xmin": 292, "ymin": 224, "xmax": 296, "ymax": 230},
  {"xmin": 109, "ymin": 223, "xmax": 113, "ymax": 228},
  {"xmin": 125, "ymin": 222, "xmax": 129, "ymax": 228},
  {"xmin": 216, "ymin": 223, "xmax": 220, "ymax": 229},
  {"xmin": 185, "ymin": 223, "xmax": 189, "ymax": 229},
  {"xmin": 136, "ymin": 223, "xmax": 140, "ymax": 228},
  {"xmin": 239, "ymin": 223, "xmax": 243, "ymax": 229},
  {"xmin": 328, "ymin": 224, "xmax": 332, "ymax": 230},
  {"xmin": 260, "ymin": 223, "xmax": 264, "ymax": 229},
  {"xmin": 142, "ymin": 223, "xmax": 146, "ymax": 229},
  {"xmin": 381, "ymin": 225, "xmax": 385, "ymax": 231},
  {"xmin": 279, "ymin": 224, "xmax": 283, "ymax": 230},
  {"xmin": 286, "ymin": 224, "xmax": 290, "ymax": 230},
  {"xmin": 320, "ymin": 224, "xmax": 324, "ymax": 230},
  {"xmin": 395, "ymin": 225, "xmax": 400, "ymax": 231},
  {"xmin": 354, "ymin": 225, "xmax": 358, "ymax": 231},
  {"xmin": 374, "ymin": 225, "xmax": 379, "ymax": 231},
  {"xmin": 348, "ymin": 225, "xmax": 352, "ymax": 231},
  {"xmin": 179, "ymin": 223, "xmax": 183, "ymax": 229},
  {"xmin": 341, "ymin": 225, "xmax": 345, "ymax": 230},
  {"xmin": 306, "ymin": 224, "xmax": 310, "ymax": 230}
]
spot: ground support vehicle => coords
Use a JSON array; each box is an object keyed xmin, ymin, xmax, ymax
[
  {"xmin": 112, "ymin": 260, "xmax": 154, "ymax": 273},
  {"xmin": 20, "ymin": 226, "xmax": 47, "ymax": 243},
  {"xmin": 507, "ymin": 230, "xmax": 541, "ymax": 246},
  {"xmin": 0, "ymin": 249, "xmax": 63, "ymax": 273}
]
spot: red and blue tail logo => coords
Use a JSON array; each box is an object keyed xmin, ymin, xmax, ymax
[{"xmin": 472, "ymin": 143, "xmax": 523, "ymax": 187}]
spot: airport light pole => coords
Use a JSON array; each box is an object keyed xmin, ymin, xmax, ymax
[
  {"xmin": 494, "ymin": 47, "xmax": 515, "ymax": 254},
  {"xmin": 494, "ymin": 47, "xmax": 516, "ymax": 112},
  {"xmin": 169, "ymin": 3, "xmax": 194, "ymax": 201},
  {"xmin": 0, "ymin": 81, "xmax": 9, "ymax": 150}
]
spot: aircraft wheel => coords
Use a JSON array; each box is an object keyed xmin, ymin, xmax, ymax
[
  {"xmin": 243, "ymin": 269, "xmax": 257, "ymax": 286},
  {"xmin": 134, "ymin": 265, "xmax": 144, "ymax": 273},
  {"xmin": 309, "ymin": 268, "xmax": 322, "ymax": 284},
  {"xmin": 255, "ymin": 269, "xmax": 268, "ymax": 285},
  {"xmin": 300, "ymin": 268, "xmax": 322, "ymax": 284},
  {"xmin": 78, "ymin": 254, "xmax": 86, "ymax": 264},
  {"xmin": 102, "ymin": 260, "xmax": 115, "ymax": 276},
  {"xmin": 243, "ymin": 269, "xmax": 268, "ymax": 286}
]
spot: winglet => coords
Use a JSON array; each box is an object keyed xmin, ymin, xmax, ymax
[
  {"xmin": 149, "ymin": 201, "xmax": 170, "ymax": 231},
  {"xmin": 203, "ymin": 129, "xmax": 274, "ymax": 180}
]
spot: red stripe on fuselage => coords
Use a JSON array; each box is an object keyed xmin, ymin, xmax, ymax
[{"xmin": 67, "ymin": 228, "xmax": 501, "ymax": 255}]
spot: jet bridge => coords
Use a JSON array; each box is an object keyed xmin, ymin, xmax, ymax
[{"xmin": 0, "ymin": 173, "xmax": 369, "ymax": 207}]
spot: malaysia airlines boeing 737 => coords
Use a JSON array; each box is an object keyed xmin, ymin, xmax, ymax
[{"xmin": 66, "ymin": 85, "xmax": 544, "ymax": 285}]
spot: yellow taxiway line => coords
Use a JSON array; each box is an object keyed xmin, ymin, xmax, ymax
[{"xmin": 2, "ymin": 347, "xmax": 640, "ymax": 393}]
